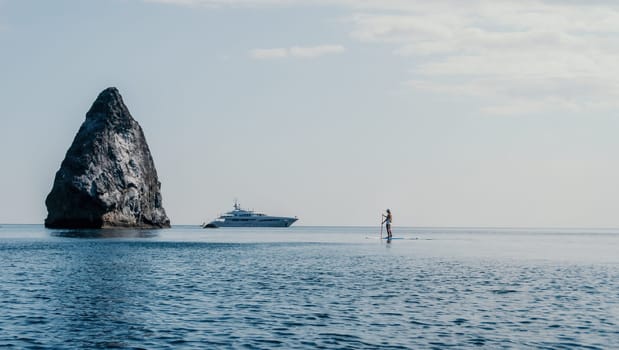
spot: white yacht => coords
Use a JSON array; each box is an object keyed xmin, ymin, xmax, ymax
[{"xmin": 202, "ymin": 201, "xmax": 298, "ymax": 228}]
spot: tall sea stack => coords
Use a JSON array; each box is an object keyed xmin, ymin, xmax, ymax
[{"xmin": 45, "ymin": 87, "xmax": 170, "ymax": 229}]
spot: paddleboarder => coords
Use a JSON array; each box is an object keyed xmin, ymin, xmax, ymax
[{"xmin": 382, "ymin": 209, "xmax": 393, "ymax": 239}]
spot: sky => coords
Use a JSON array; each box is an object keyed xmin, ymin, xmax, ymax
[{"xmin": 1, "ymin": 0, "xmax": 618, "ymax": 227}]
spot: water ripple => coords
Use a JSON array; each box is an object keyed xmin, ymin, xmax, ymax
[{"xmin": 0, "ymin": 230, "xmax": 618, "ymax": 349}]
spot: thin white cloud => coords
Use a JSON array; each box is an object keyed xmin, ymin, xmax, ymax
[
  {"xmin": 250, "ymin": 45, "xmax": 346, "ymax": 60},
  {"xmin": 347, "ymin": 1, "xmax": 619, "ymax": 114},
  {"xmin": 144, "ymin": 0, "xmax": 312, "ymax": 7},
  {"xmin": 145, "ymin": 0, "xmax": 619, "ymax": 114}
]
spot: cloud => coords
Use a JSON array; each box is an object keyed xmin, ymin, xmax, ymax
[
  {"xmin": 345, "ymin": 1, "xmax": 619, "ymax": 114},
  {"xmin": 145, "ymin": 0, "xmax": 619, "ymax": 114},
  {"xmin": 250, "ymin": 45, "xmax": 346, "ymax": 59},
  {"xmin": 143, "ymin": 0, "xmax": 313, "ymax": 7}
]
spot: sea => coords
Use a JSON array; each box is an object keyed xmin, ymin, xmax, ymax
[{"xmin": 0, "ymin": 225, "xmax": 618, "ymax": 349}]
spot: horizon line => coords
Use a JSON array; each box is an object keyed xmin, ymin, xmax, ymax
[{"xmin": 1, "ymin": 223, "xmax": 619, "ymax": 230}]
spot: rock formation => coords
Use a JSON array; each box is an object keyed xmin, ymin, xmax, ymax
[{"xmin": 45, "ymin": 87, "xmax": 170, "ymax": 229}]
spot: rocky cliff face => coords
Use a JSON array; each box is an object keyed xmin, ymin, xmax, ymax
[{"xmin": 45, "ymin": 87, "xmax": 170, "ymax": 229}]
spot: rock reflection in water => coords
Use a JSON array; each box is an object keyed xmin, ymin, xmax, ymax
[{"xmin": 50, "ymin": 228, "xmax": 159, "ymax": 239}]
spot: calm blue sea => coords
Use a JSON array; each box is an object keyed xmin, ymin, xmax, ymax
[{"xmin": 1, "ymin": 225, "xmax": 618, "ymax": 349}]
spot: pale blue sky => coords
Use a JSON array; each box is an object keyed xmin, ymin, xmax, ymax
[{"xmin": 1, "ymin": 0, "xmax": 618, "ymax": 226}]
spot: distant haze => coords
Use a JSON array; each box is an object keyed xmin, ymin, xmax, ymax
[{"xmin": 1, "ymin": 0, "xmax": 618, "ymax": 227}]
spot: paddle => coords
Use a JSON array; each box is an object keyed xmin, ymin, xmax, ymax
[{"xmin": 380, "ymin": 214, "xmax": 383, "ymax": 239}]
